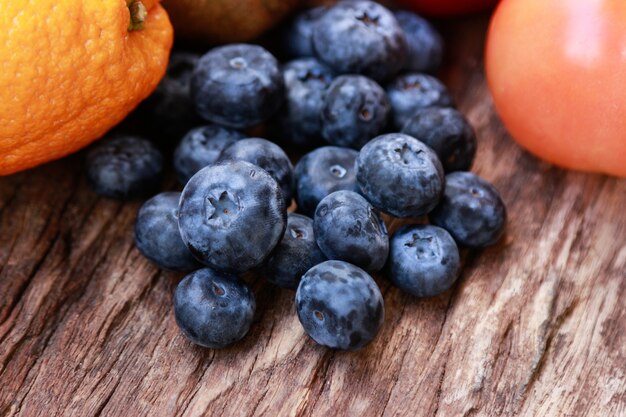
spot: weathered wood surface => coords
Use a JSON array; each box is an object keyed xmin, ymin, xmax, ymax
[{"xmin": 1, "ymin": 16, "xmax": 625, "ymax": 417}]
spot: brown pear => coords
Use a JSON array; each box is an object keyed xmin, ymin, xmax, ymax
[{"xmin": 161, "ymin": 0, "xmax": 302, "ymax": 44}]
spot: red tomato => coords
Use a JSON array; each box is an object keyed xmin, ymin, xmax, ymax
[
  {"xmin": 395, "ymin": 0, "xmax": 498, "ymax": 16},
  {"xmin": 486, "ymin": 0, "xmax": 626, "ymax": 177}
]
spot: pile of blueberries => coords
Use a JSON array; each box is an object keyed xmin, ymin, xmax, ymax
[{"xmin": 85, "ymin": 0, "xmax": 507, "ymax": 351}]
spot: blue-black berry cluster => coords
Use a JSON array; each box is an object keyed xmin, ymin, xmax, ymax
[{"xmin": 84, "ymin": 1, "xmax": 507, "ymax": 352}]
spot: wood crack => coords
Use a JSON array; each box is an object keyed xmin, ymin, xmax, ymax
[
  {"xmin": 175, "ymin": 351, "xmax": 216, "ymax": 417},
  {"xmin": 92, "ymin": 378, "xmax": 122, "ymax": 417},
  {"xmin": 247, "ymin": 363, "xmax": 275, "ymax": 417},
  {"xmin": 1, "ymin": 174, "xmax": 82, "ymax": 328},
  {"xmin": 379, "ymin": 301, "xmax": 411, "ymax": 417},
  {"xmin": 308, "ymin": 352, "xmax": 336, "ymax": 413},
  {"xmin": 433, "ymin": 346, "xmax": 451, "ymax": 417},
  {"xmin": 8, "ymin": 306, "xmax": 71, "ymax": 417},
  {"xmin": 0, "ymin": 232, "xmax": 62, "ymax": 357},
  {"xmin": 99, "ymin": 270, "xmax": 161, "ymax": 345},
  {"xmin": 0, "ymin": 233, "xmax": 59, "ymax": 328},
  {"xmin": 516, "ymin": 298, "xmax": 579, "ymax": 410},
  {"xmin": 295, "ymin": 350, "xmax": 334, "ymax": 416}
]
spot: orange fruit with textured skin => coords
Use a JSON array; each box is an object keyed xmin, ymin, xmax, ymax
[{"xmin": 0, "ymin": 0, "xmax": 173, "ymax": 175}]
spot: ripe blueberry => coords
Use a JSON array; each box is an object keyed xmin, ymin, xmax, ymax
[
  {"xmin": 138, "ymin": 51, "xmax": 203, "ymax": 144},
  {"xmin": 219, "ymin": 138, "xmax": 295, "ymax": 207},
  {"xmin": 294, "ymin": 146, "xmax": 360, "ymax": 217},
  {"xmin": 262, "ymin": 213, "xmax": 326, "ymax": 290},
  {"xmin": 86, "ymin": 134, "xmax": 163, "ymax": 199},
  {"xmin": 430, "ymin": 172, "xmax": 507, "ymax": 248},
  {"xmin": 402, "ymin": 107, "xmax": 477, "ymax": 172},
  {"xmin": 314, "ymin": 191, "xmax": 389, "ymax": 272},
  {"xmin": 386, "ymin": 224, "xmax": 461, "ymax": 297},
  {"xmin": 174, "ymin": 268, "xmax": 255, "ymax": 349},
  {"xmin": 278, "ymin": 58, "xmax": 335, "ymax": 147},
  {"xmin": 312, "ymin": 1, "xmax": 407, "ymax": 82},
  {"xmin": 280, "ymin": 6, "xmax": 329, "ymax": 58},
  {"xmin": 394, "ymin": 10, "xmax": 444, "ymax": 73},
  {"xmin": 296, "ymin": 260, "xmax": 384, "ymax": 350},
  {"xmin": 173, "ymin": 124, "xmax": 245, "ymax": 185},
  {"xmin": 386, "ymin": 73, "xmax": 454, "ymax": 130},
  {"xmin": 321, "ymin": 75, "xmax": 390, "ymax": 149},
  {"xmin": 356, "ymin": 133, "xmax": 445, "ymax": 218},
  {"xmin": 191, "ymin": 44, "xmax": 284, "ymax": 128},
  {"xmin": 178, "ymin": 160, "xmax": 287, "ymax": 273},
  {"xmin": 134, "ymin": 192, "xmax": 201, "ymax": 272}
]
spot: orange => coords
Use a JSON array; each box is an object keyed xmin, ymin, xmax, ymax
[
  {"xmin": 0, "ymin": 0, "xmax": 173, "ymax": 175},
  {"xmin": 486, "ymin": 0, "xmax": 626, "ymax": 177}
]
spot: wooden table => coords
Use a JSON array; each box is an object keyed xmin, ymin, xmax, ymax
[{"xmin": 1, "ymin": 15, "xmax": 625, "ymax": 417}]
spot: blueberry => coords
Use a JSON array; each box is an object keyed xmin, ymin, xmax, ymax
[
  {"xmin": 394, "ymin": 10, "xmax": 444, "ymax": 73},
  {"xmin": 178, "ymin": 160, "xmax": 287, "ymax": 273},
  {"xmin": 294, "ymin": 146, "xmax": 360, "ymax": 217},
  {"xmin": 219, "ymin": 138, "xmax": 294, "ymax": 206},
  {"xmin": 296, "ymin": 260, "xmax": 384, "ymax": 350},
  {"xmin": 174, "ymin": 268, "xmax": 255, "ymax": 348},
  {"xmin": 312, "ymin": 1, "xmax": 407, "ymax": 82},
  {"xmin": 134, "ymin": 192, "xmax": 201, "ymax": 272},
  {"xmin": 386, "ymin": 224, "xmax": 460, "ymax": 297},
  {"xmin": 262, "ymin": 214, "xmax": 327, "ymax": 290},
  {"xmin": 280, "ymin": 6, "xmax": 329, "ymax": 58},
  {"xmin": 402, "ymin": 107, "xmax": 476, "ymax": 172},
  {"xmin": 314, "ymin": 191, "xmax": 389, "ymax": 272},
  {"xmin": 356, "ymin": 133, "xmax": 444, "ymax": 218},
  {"xmin": 173, "ymin": 125, "xmax": 245, "ymax": 185},
  {"xmin": 429, "ymin": 172, "xmax": 507, "ymax": 248},
  {"xmin": 386, "ymin": 73, "xmax": 454, "ymax": 130},
  {"xmin": 321, "ymin": 75, "xmax": 391, "ymax": 149},
  {"xmin": 86, "ymin": 135, "xmax": 163, "ymax": 199},
  {"xmin": 278, "ymin": 58, "xmax": 335, "ymax": 147},
  {"xmin": 191, "ymin": 44, "xmax": 284, "ymax": 129},
  {"xmin": 138, "ymin": 51, "xmax": 203, "ymax": 144}
]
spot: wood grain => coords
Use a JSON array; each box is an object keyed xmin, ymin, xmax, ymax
[{"xmin": 1, "ymin": 16, "xmax": 625, "ymax": 417}]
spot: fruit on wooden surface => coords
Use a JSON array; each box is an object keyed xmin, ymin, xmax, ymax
[
  {"xmin": 394, "ymin": 10, "xmax": 444, "ymax": 73},
  {"xmin": 173, "ymin": 125, "xmax": 244, "ymax": 185},
  {"xmin": 177, "ymin": 161, "xmax": 287, "ymax": 273},
  {"xmin": 430, "ymin": 172, "xmax": 507, "ymax": 248},
  {"xmin": 0, "ymin": 0, "xmax": 173, "ymax": 175},
  {"xmin": 278, "ymin": 58, "xmax": 335, "ymax": 147},
  {"xmin": 121, "ymin": 0, "xmax": 512, "ymax": 353},
  {"xmin": 279, "ymin": 6, "xmax": 330, "ymax": 58},
  {"xmin": 386, "ymin": 224, "xmax": 461, "ymax": 297},
  {"xmin": 85, "ymin": 134, "xmax": 164, "ymax": 199},
  {"xmin": 262, "ymin": 213, "xmax": 327, "ymax": 290},
  {"xmin": 321, "ymin": 75, "xmax": 391, "ymax": 149},
  {"xmin": 134, "ymin": 192, "xmax": 201, "ymax": 271},
  {"xmin": 313, "ymin": 190, "xmax": 389, "ymax": 272},
  {"xmin": 219, "ymin": 138, "xmax": 295, "ymax": 207},
  {"xmin": 295, "ymin": 260, "xmax": 384, "ymax": 351},
  {"xmin": 356, "ymin": 133, "xmax": 445, "ymax": 218},
  {"xmin": 190, "ymin": 44, "xmax": 285, "ymax": 129},
  {"xmin": 386, "ymin": 73, "xmax": 454, "ymax": 130},
  {"xmin": 486, "ymin": 0, "xmax": 626, "ymax": 177},
  {"xmin": 161, "ymin": 0, "xmax": 300, "ymax": 44},
  {"xmin": 312, "ymin": 1, "xmax": 407, "ymax": 82},
  {"xmin": 401, "ymin": 107, "xmax": 477, "ymax": 172},
  {"xmin": 174, "ymin": 268, "xmax": 256, "ymax": 349},
  {"xmin": 294, "ymin": 146, "xmax": 360, "ymax": 217}
]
